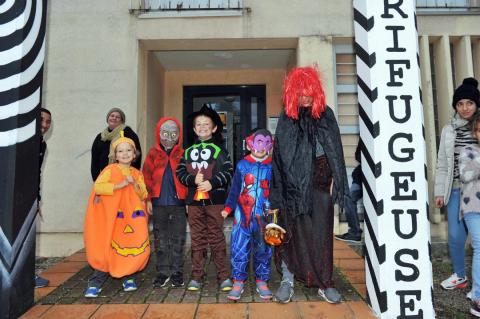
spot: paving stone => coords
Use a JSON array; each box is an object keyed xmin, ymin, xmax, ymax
[
  {"xmin": 68, "ymin": 287, "xmax": 87, "ymax": 299},
  {"xmin": 200, "ymin": 296, "xmax": 218, "ymax": 304},
  {"xmin": 335, "ymin": 249, "xmax": 362, "ymax": 259},
  {"xmin": 145, "ymin": 289, "xmax": 168, "ymax": 303},
  {"xmin": 182, "ymin": 291, "xmax": 201, "ymax": 303},
  {"xmin": 91, "ymin": 304, "xmax": 148, "ymax": 319},
  {"xmin": 143, "ymin": 304, "xmax": 197, "ymax": 319},
  {"xmin": 34, "ymin": 287, "xmax": 56, "ymax": 302},
  {"xmin": 297, "ymin": 301, "xmax": 354, "ymax": 319},
  {"xmin": 343, "ymin": 270, "xmax": 365, "ymax": 284},
  {"xmin": 42, "ymin": 261, "xmax": 88, "ymax": 274},
  {"xmin": 346, "ymin": 301, "xmax": 377, "ymax": 318},
  {"xmin": 163, "ymin": 288, "xmax": 186, "ymax": 303},
  {"xmin": 196, "ymin": 303, "xmax": 247, "ymax": 319},
  {"xmin": 57, "ymin": 297, "xmax": 79, "ymax": 304},
  {"xmin": 249, "ymin": 302, "xmax": 300, "ymax": 319},
  {"xmin": 39, "ymin": 272, "xmax": 75, "ymax": 287},
  {"xmin": 39, "ymin": 304, "xmax": 99, "ymax": 319},
  {"xmin": 63, "ymin": 252, "xmax": 87, "ymax": 262},
  {"xmin": 35, "ymin": 234, "xmax": 366, "ymax": 308},
  {"xmin": 75, "ymin": 297, "xmax": 110, "ymax": 305},
  {"xmin": 127, "ymin": 286, "xmax": 151, "ymax": 304},
  {"xmin": 19, "ymin": 305, "xmax": 52, "ymax": 318}
]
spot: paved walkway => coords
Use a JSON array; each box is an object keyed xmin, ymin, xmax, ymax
[{"xmin": 22, "ymin": 240, "xmax": 375, "ymax": 318}]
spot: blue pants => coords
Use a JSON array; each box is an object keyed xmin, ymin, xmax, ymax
[
  {"xmin": 447, "ymin": 188, "xmax": 468, "ymax": 278},
  {"xmin": 345, "ymin": 183, "xmax": 362, "ymax": 237},
  {"xmin": 230, "ymin": 217, "xmax": 272, "ymax": 282},
  {"xmin": 464, "ymin": 213, "xmax": 480, "ymax": 300}
]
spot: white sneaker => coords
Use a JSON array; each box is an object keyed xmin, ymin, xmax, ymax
[
  {"xmin": 440, "ymin": 273, "xmax": 468, "ymax": 290},
  {"xmin": 468, "ymin": 290, "xmax": 473, "ymax": 300}
]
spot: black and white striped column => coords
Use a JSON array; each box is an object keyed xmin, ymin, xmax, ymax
[
  {"xmin": 0, "ymin": 0, "xmax": 47, "ymax": 317},
  {"xmin": 353, "ymin": 0, "xmax": 434, "ymax": 317}
]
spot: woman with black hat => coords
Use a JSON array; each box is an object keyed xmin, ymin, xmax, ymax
[
  {"xmin": 91, "ymin": 107, "xmax": 142, "ymax": 181},
  {"xmin": 435, "ymin": 77, "xmax": 479, "ymax": 292}
]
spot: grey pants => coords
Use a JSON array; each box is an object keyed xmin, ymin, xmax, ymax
[{"xmin": 152, "ymin": 205, "xmax": 187, "ymax": 277}]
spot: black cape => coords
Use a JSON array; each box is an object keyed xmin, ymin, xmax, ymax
[{"xmin": 269, "ymin": 106, "xmax": 349, "ymax": 218}]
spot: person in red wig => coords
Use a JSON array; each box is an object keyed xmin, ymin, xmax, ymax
[{"xmin": 269, "ymin": 66, "xmax": 349, "ymax": 304}]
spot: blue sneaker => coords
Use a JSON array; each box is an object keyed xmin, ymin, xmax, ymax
[
  {"xmin": 219, "ymin": 278, "xmax": 233, "ymax": 292},
  {"xmin": 227, "ymin": 281, "xmax": 244, "ymax": 300},
  {"xmin": 35, "ymin": 275, "xmax": 49, "ymax": 288},
  {"xmin": 256, "ymin": 280, "xmax": 273, "ymax": 300},
  {"xmin": 84, "ymin": 286, "xmax": 101, "ymax": 298},
  {"xmin": 187, "ymin": 279, "xmax": 202, "ymax": 291},
  {"xmin": 122, "ymin": 279, "xmax": 137, "ymax": 292}
]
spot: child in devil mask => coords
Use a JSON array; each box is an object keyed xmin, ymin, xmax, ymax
[{"xmin": 221, "ymin": 129, "xmax": 274, "ymax": 301}]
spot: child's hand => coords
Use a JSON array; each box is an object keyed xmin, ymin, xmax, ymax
[
  {"xmin": 195, "ymin": 168, "xmax": 204, "ymax": 185},
  {"xmin": 114, "ymin": 180, "xmax": 129, "ymax": 190},
  {"xmin": 221, "ymin": 210, "xmax": 229, "ymax": 219},
  {"xmin": 146, "ymin": 201, "xmax": 153, "ymax": 215},
  {"xmin": 197, "ymin": 180, "xmax": 212, "ymax": 192},
  {"xmin": 126, "ymin": 175, "xmax": 134, "ymax": 184},
  {"xmin": 93, "ymin": 195, "xmax": 101, "ymax": 204}
]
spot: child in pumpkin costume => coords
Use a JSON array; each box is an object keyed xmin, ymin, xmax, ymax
[
  {"xmin": 84, "ymin": 133, "xmax": 149, "ymax": 298},
  {"xmin": 221, "ymin": 129, "xmax": 274, "ymax": 301}
]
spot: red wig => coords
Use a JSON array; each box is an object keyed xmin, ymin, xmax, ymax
[{"xmin": 282, "ymin": 66, "xmax": 326, "ymax": 119}]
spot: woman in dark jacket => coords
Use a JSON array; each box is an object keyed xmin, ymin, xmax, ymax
[
  {"xmin": 90, "ymin": 107, "xmax": 142, "ymax": 180},
  {"xmin": 269, "ymin": 67, "xmax": 349, "ymax": 305}
]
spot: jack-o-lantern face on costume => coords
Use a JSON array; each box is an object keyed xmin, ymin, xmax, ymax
[
  {"xmin": 185, "ymin": 142, "xmax": 221, "ymax": 180},
  {"xmin": 111, "ymin": 206, "xmax": 149, "ymax": 257}
]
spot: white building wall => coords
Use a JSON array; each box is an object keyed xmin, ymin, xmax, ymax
[{"xmin": 39, "ymin": 0, "xmax": 480, "ymax": 255}]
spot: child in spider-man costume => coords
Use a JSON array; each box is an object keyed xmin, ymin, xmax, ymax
[{"xmin": 220, "ymin": 129, "xmax": 274, "ymax": 301}]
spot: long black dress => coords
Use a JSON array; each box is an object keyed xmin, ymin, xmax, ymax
[{"xmin": 269, "ymin": 106, "xmax": 349, "ymax": 288}]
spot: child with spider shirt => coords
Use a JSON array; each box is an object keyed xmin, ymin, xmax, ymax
[{"xmin": 221, "ymin": 129, "xmax": 274, "ymax": 301}]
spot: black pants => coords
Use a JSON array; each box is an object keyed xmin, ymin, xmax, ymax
[{"xmin": 152, "ymin": 205, "xmax": 187, "ymax": 277}]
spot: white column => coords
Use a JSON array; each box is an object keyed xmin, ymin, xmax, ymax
[
  {"xmin": 353, "ymin": 0, "xmax": 435, "ymax": 317},
  {"xmin": 472, "ymin": 39, "xmax": 480, "ymax": 79},
  {"xmin": 453, "ymin": 36, "xmax": 474, "ymax": 85},
  {"xmin": 434, "ymin": 35, "xmax": 454, "ymax": 130},
  {"xmin": 297, "ymin": 36, "xmax": 336, "ymax": 113},
  {"xmin": 419, "ymin": 35, "xmax": 440, "ymax": 224}
]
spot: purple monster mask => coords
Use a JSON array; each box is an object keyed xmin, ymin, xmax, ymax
[{"xmin": 247, "ymin": 129, "xmax": 274, "ymax": 154}]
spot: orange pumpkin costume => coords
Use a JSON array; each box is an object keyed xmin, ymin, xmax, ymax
[{"xmin": 84, "ymin": 163, "xmax": 150, "ymax": 278}]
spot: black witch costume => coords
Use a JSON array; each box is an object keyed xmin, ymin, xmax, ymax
[{"xmin": 269, "ymin": 106, "xmax": 349, "ymax": 288}]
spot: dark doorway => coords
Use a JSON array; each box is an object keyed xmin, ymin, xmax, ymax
[{"xmin": 183, "ymin": 85, "xmax": 266, "ymax": 165}]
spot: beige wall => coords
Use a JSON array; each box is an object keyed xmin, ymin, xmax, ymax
[
  {"xmin": 135, "ymin": 0, "xmax": 354, "ymax": 40},
  {"xmin": 38, "ymin": 0, "xmax": 480, "ymax": 255},
  {"xmin": 163, "ymin": 69, "xmax": 286, "ymax": 122},
  {"xmin": 145, "ymin": 52, "xmax": 166, "ymax": 150},
  {"xmin": 38, "ymin": 1, "xmax": 140, "ymax": 256}
]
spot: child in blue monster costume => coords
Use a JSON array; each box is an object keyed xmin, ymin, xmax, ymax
[{"xmin": 221, "ymin": 129, "xmax": 274, "ymax": 301}]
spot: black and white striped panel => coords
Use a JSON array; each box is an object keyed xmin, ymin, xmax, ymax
[
  {"xmin": 353, "ymin": 0, "xmax": 434, "ymax": 318},
  {"xmin": 0, "ymin": 0, "xmax": 47, "ymax": 317}
]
